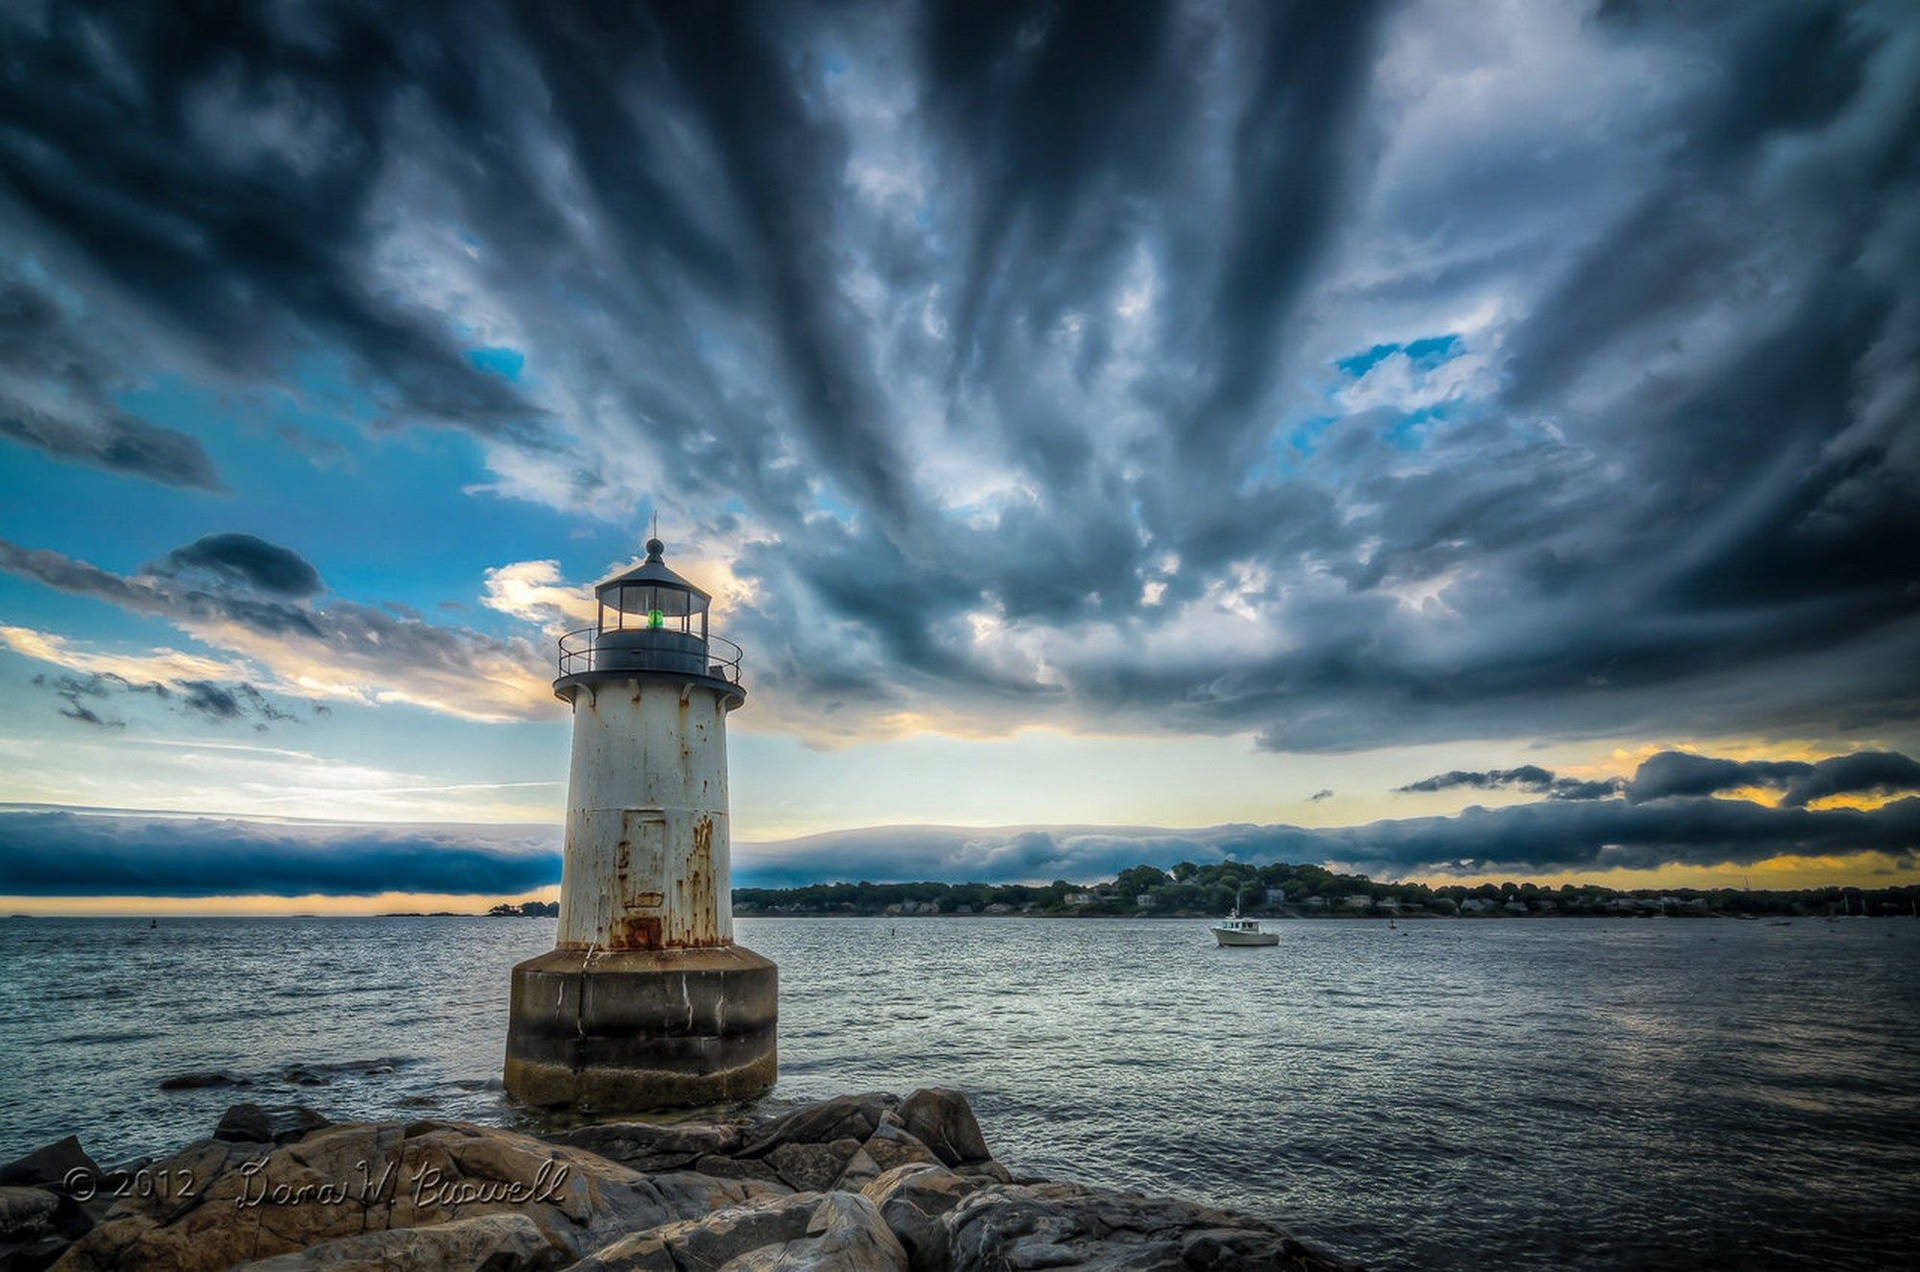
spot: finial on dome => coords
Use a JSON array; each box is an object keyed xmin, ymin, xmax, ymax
[{"xmin": 644, "ymin": 537, "xmax": 665, "ymax": 561}]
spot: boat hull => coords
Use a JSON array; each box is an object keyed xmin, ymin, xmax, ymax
[{"xmin": 1211, "ymin": 927, "xmax": 1279, "ymax": 947}]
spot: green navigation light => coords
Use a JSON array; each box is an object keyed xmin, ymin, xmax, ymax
[{"xmin": 648, "ymin": 608, "xmax": 665, "ymax": 629}]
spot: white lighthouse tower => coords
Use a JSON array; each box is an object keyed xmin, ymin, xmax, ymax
[{"xmin": 504, "ymin": 538, "xmax": 776, "ymax": 1110}]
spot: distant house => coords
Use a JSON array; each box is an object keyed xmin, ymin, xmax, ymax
[
  {"xmin": 1376, "ymin": 897, "xmax": 1402, "ymax": 914},
  {"xmin": 951, "ymin": 903, "xmax": 973, "ymax": 915},
  {"xmin": 1265, "ymin": 888, "xmax": 1288, "ymax": 905},
  {"xmin": 1305, "ymin": 896, "xmax": 1328, "ymax": 910},
  {"xmin": 1460, "ymin": 898, "xmax": 1495, "ymax": 914},
  {"xmin": 983, "ymin": 903, "xmax": 1013, "ymax": 915},
  {"xmin": 1503, "ymin": 899, "xmax": 1529, "ymax": 915},
  {"xmin": 1064, "ymin": 891, "xmax": 1096, "ymax": 908},
  {"xmin": 1339, "ymin": 895, "xmax": 1371, "ymax": 912}
]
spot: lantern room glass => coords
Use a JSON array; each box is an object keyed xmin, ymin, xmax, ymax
[{"xmin": 598, "ymin": 584, "xmax": 709, "ymax": 642}]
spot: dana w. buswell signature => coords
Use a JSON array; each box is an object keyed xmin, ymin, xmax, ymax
[{"xmin": 234, "ymin": 1155, "xmax": 571, "ymax": 1209}]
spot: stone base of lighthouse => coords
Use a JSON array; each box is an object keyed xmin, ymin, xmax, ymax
[{"xmin": 503, "ymin": 944, "xmax": 777, "ymax": 1111}]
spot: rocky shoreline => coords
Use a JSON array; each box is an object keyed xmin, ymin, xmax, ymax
[{"xmin": 0, "ymin": 1089, "xmax": 1358, "ymax": 1271}]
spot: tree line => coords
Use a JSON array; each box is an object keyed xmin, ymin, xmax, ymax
[{"xmin": 731, "ymin": 860, "xmax": 1920, "ymax": 918}]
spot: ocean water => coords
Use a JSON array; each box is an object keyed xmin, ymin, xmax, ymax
[{"xmin": 3, "ymin": 915, "xmax": 1917, "ymax": 1270}]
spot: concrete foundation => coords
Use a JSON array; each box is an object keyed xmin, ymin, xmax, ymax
[{"xmin": 504, "ymin": 944, "xmax": 777, "ymax": 1111}]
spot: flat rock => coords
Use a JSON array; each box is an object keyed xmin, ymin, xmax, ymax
[
  {"xmin": 887, "ymin": 1091, "xmax": 992, "ymax": 1168},
  {"xmin": 158, "ymin": 1071, "xmax": 252, "ymax": 1092},
  {"xmin": 691, "ymin": 1155, "xmax": 785, "ymax": 1185},
  {"xmin": 955, "ymin": 1161, "xmax": 1013, "ymax": 1185},
  {"xmin": 214, "ymin": 1105, "xmax": 333, "ymax": 1147},
  {"xmin": 546, "ymin": 1121, "xmax": 743, "ymax": 1173},
  {"xmin": 233, "ymin": 1212, "xmax": 565, "ymax": 1270},
  {"xmin": 739, "ymin": 1093, "xmax": 897, "ymax": 1157},
  {"xmin": 49, "ymin": 1120, "xmax": 762, "ymax": 1272},
  {"xmin": 944, "ymin": 1182, "xmax": 1361, "ymax": 1272}
]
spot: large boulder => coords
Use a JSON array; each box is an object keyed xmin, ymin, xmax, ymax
[
  {"xmin": 766, "ymin": 1139, "xmax": 862, "ymax": 1193},
  {"xmin": 943, "ymin": 1182, "xmax": 1361, "ymax": 1272},
  {"xmin": 721, "ymin": 1192, "xmax": 906, "ymax": 1272},
  {"xmin": 233, "ymin": 1213, "xmax": 564, "ymax": 1270},
  {"xmin": 564, "ymin": 1191, "xmax": 824, "ymax": 1271},
  {"xmin": 861, "ymin": 1164, "xmax": 979, "ymax": 1272},
  {"xmin": 0, "ymin": 1187, "xmax": 61, "ymax": 1242},
  {"xmin": 0, "ymin": 1139, "xmax": 98, "ymax": 1190},
  {"xmin": 1, "ymin": 1137, "xmax": 105, "ymax": 1267},
  {"xmin": 835, "ymin": 1123, "xmax": 941, "ymax": 1193},
  {"xmin": 886, "ymin": 1092, "xmax": 991, "ymax": 1168},
  {"xmin": 49, "ymin": 1120, "xmax": 769, "ymax": 1272}
]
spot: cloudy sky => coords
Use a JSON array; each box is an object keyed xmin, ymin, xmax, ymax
[{"xmin": 3, "ymin": 0, "xmax": 1917, "ymax": 911}]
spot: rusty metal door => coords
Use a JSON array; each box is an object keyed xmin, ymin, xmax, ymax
[{"xmin": 614, "ymin": 808, "xmax": 667, "ymax": 947}]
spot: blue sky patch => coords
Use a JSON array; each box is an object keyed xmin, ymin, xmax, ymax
[
  {"xmin": 466, "ymin": 346, "xmax": 526, "ymax": 382},
  {"xmin": 1336, "ymin": 333, "xmax": 1462, "ymax": 379}
]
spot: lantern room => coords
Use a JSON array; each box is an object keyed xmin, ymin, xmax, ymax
[
  {"xmin": 557, "ymin": 538, "xmax": 743, "ymax": 687},
  {"xmin": 597, "ymin": 537, "xmax": 710, "ymax": 638}
]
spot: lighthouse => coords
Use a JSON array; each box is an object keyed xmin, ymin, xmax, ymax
[{"xmin": 504, "ymin": 538, "xmax": 776, "ymax": 1110}]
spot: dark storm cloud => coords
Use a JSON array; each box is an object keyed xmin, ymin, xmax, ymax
[
  {"xmin": 1396, "ymin": 765, "xmax": 1625, "ymax": 801},
  {"xmin": 3, "ymin": 1, "xmax": 1917, "ymax": 749},
  {"xmin": 0, "ymin": 811, "xmax": 557, "ymax": 898},
  {"xmin": 1780, "ymin": 752, "xmax": 1920, "ymax": 808},
  {"xmin": 0, "ymin": 2, "xmax": 543, "ymax": 449},
  {"xmin": 735, "ymin": 792, "xmax": 1920, "ymax": 886},
  {"xmin": 0, "ymin": 537, "xmax": 326, "ymax": 637},
  {"xmin": 1398, "ymin": 765, "xmax": 1556, "ymax": 794},
  {"xmin": 0, "ymin": 399, "xmax": 221, "ymax": 491},
  {"xmin": 1627, "ymin": 749, "xmax": 1920, "ymax": 808},
  {"xmin": 0, "ymin": 271, "xmax": 223, "ymax": 489},
  {"xmin": 159, "ymin": 534, "xmax": 325, "ymax": 598}
]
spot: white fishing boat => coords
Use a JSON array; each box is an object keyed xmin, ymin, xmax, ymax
[{"xmin": 1210, "ymin": 910, "xmax": 1278, "ymax": 947}]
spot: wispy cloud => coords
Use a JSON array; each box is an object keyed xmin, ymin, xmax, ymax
[{"xmin": 0, "ymin": 541, "xmax": 555, "ymax": 724}]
